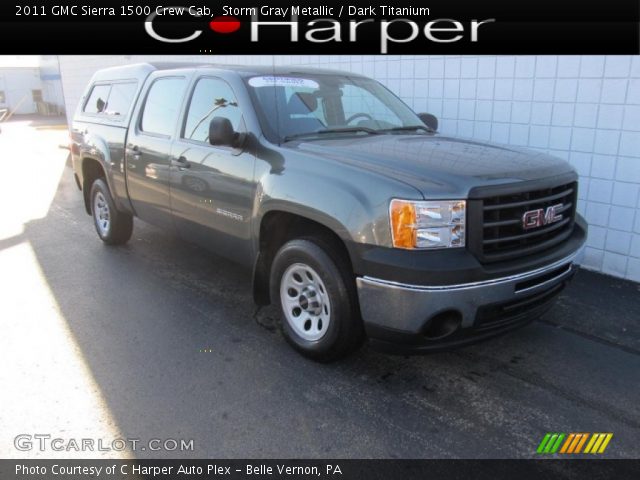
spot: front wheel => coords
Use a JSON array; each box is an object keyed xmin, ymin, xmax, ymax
[
  {"xmin": 270, "ymin": 238, "xmax": 363, "ymax": 362},
  {"xmin": 90, "ymin": 178, "xmax": 133, "ymax": 245}
]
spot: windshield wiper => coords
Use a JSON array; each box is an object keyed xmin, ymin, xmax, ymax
[
  {"xmin": 317, "ymin": 126, "xmax": 381, "ymax": 135},
  {"xmin": 380, "ymin": 125, "xmax": 435, "ymax": 134},
  {"xmin": 283, "ymin": 126, "xmax": 380, "ymax": 142}
]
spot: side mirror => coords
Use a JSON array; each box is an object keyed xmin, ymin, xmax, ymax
[
  {"xmin": 418, "ymin": 113, "xmax": 438, "ymax": 132},
  {"xmin": 209, "ymin": 117, "xmax": 236, "ymax": 146}
]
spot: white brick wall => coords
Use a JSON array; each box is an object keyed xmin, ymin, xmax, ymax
[{"xmin": 58, "ymin": 55, "xmax": 640, "ymax": 282}]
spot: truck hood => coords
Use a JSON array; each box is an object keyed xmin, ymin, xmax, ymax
[{"xmin": 286, "ymin": 134, "xmax": 575, "ymax": 198}]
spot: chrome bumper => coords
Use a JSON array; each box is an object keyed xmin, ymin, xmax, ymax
[{"xmin": 357, "ymin": 252, "xmax": 579, "ymax": 337}]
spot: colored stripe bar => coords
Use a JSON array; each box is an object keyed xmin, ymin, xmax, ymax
[
  {"xmin": 550, "ymin": 434, "xmax": 566, "ymax": 453},
  {"xmin": 560, "ymin": 433, "xmax": 575, "ymax": 453},
  {"xmin": 537, "ymin": 433, "xmax": 552, "ymax": 454},
  {"xmin": 584, "ymin": 434, "xmax": 599, "ymax": 453},
  {"xmin": 567, "ymin": 434, "xmax": 583, "ymax": 454},
  {"xmin": 598, "ymin": 434, "xmax": 613, "ymax": 453},
  {"xmin": 590, "ymin": 434, "xmax": 606, "ymax": 454},
  {"xmin": 544, "ymin": 434, "xmax": 559, "ymax": 453},
  {"xmin": 539, "ymin": 433, "xmax": 613, "ymax": 454}
]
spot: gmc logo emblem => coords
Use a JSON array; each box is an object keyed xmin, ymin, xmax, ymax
[{"xmin": 522, "ymin": 204, "xmax": 563, "ymax": 230}]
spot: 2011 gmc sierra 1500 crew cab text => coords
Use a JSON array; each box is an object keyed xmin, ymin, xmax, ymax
[{"xmin": 70, "ymin": 63, "xmax": 587, "ymax": 361}]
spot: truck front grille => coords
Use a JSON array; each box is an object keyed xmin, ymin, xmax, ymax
[{"xmin": 469, "ymin": 181, "xmax": 577, "ymax": 263}]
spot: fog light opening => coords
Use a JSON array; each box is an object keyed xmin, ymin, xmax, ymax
[{"xmin": 423, "ymin": 311, "xmax": 462, "ymax": 340}]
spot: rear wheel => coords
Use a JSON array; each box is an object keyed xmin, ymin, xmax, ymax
[
  {"xmin": 270, "ymin": 238, "xmax": 363, "ymax": 362},
  {"xmin": 90, "ymin": 178, "xmax": 133, "ymax": 245}
]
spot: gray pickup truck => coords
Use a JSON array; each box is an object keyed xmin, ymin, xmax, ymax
[{"xmin": 71, "ymin": 63, "xmax": 586, "ymax": 361}]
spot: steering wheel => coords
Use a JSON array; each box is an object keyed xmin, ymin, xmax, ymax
[{"xmin": 345, "ymin": 112, "xmax": 373, "ymax": 125}]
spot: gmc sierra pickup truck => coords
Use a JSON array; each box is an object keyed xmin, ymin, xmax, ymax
[{"xmin": 71, "ymin": 63, "xmax": 586, "ymax": 361}]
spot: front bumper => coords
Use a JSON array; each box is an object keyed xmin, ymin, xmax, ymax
[{"xmin": 357, "ymin": 251, "xmax": 580, "ymax": 354}]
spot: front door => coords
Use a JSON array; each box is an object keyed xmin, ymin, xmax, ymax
[{"xmin": 169, "ymin": 76, "xmax": 256, "ymax": 265}]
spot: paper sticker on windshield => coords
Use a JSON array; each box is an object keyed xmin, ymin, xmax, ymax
[{"xmin": 248, "ymin": 76, "xmax": 319, "ymax": 89}]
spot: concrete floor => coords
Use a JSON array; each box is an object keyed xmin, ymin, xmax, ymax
[{"xmin": 0, "ymin": 117, "xmax": 639, "ymax": 459}]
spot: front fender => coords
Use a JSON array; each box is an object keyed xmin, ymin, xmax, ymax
[
  {"xmin": 249, "ymin": 141, "xmax": 423, "ymax": 305},
  {"xmin": 253, "ymin": 151, "xmax": 423, "ymax": 251}
]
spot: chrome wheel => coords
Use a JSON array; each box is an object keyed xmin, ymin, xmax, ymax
[
  {"xmin": 280, "ymin": 263, "xmax": 331, "ymax": 341},
  {"xmin": 93, "ymin": 191, "xmax": 111, "ymax": 237}
]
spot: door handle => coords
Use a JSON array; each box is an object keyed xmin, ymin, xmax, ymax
[
  {"xmin": 172, "ymin": 156, "xmax": 190, "ymax": 169},
  {"xmin": 127, "ymin": 145, "xmax": 141, "ymax": 161}
]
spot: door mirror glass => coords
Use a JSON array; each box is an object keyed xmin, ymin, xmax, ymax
[
  {"xmin": 209, "ymin": 117, "xmax": 236, "ymax": 146},
  {"xmin": 418, "ymin": 112, "xmax": 438, "ymax": 131}
]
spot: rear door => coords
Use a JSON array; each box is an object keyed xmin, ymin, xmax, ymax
[
  {"xmin": 169, "ymin": 75, "xmax": 256, "ymax": 265},
  {"xmin": 125, "ymin": 72, "xmax": 190, "ymax": 227}
]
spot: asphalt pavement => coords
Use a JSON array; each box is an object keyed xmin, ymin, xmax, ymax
[{"xmin": 1, "ymin": 117, "xmax": 639, "ymax": 459}]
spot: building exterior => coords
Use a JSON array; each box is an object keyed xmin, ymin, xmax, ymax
[
  {"xmin": 57, "ymin": 55, "xmax": 640, "ymax": 282},
  {"xmin": 0, "ymin": 67, "xmax": 43, "ymax": 115},
  {"xmin": 38, "ymin": 55, "xmax": 66, "ymax": 115},
  {"xmin": 0, "ymin": 56, "xmax": 65, "ymax": 116}
]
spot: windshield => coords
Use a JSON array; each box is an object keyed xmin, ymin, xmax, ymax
[{"xmin": 244, "ymin": 74, "xmax": 428, "ymax": 142}]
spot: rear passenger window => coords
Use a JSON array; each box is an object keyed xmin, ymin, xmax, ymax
[
  {"xmin": 103, "ymin": 82, "xmax": 137, "ymax": 116},
  {"xmin": 83, "ymin": 85, "xmax": 111, "ymax": 114},
  {"xmin": 140, "ymin": 77, "xmax": 186, "ymax": 137},
  {"xmin": 82, "ymin": 82, "xmax": 137, "ymax": 118}
]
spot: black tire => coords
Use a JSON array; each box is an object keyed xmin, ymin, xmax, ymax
[
  {"xmin": 90, "ymin": 178, "xmax": 133, "ymax": 245},
  {"xmin": 270, "ymin": 237, "xmax": 364, "ymax": 362}
]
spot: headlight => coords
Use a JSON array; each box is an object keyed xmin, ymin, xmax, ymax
[{"xmin": 390, "ymin": 199, "xmax": 466, "ymax": 249}]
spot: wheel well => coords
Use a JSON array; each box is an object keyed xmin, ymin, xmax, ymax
[
  {"xmin": 82, "ymin": 158, "xmax": 105, "ymax": 214},
  {"xmin": 253, "ymin": 211, "xmax": 353, "ymax": 305}
]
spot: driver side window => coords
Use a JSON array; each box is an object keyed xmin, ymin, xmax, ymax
[{"xmin": 183, "ymin": 77, "xmax": 243, "ymax": 144}]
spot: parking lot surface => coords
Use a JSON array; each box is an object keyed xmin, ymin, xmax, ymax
[{"xmin": 1, "ymin": 117, "xmax": 639, "ymax": 458}]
